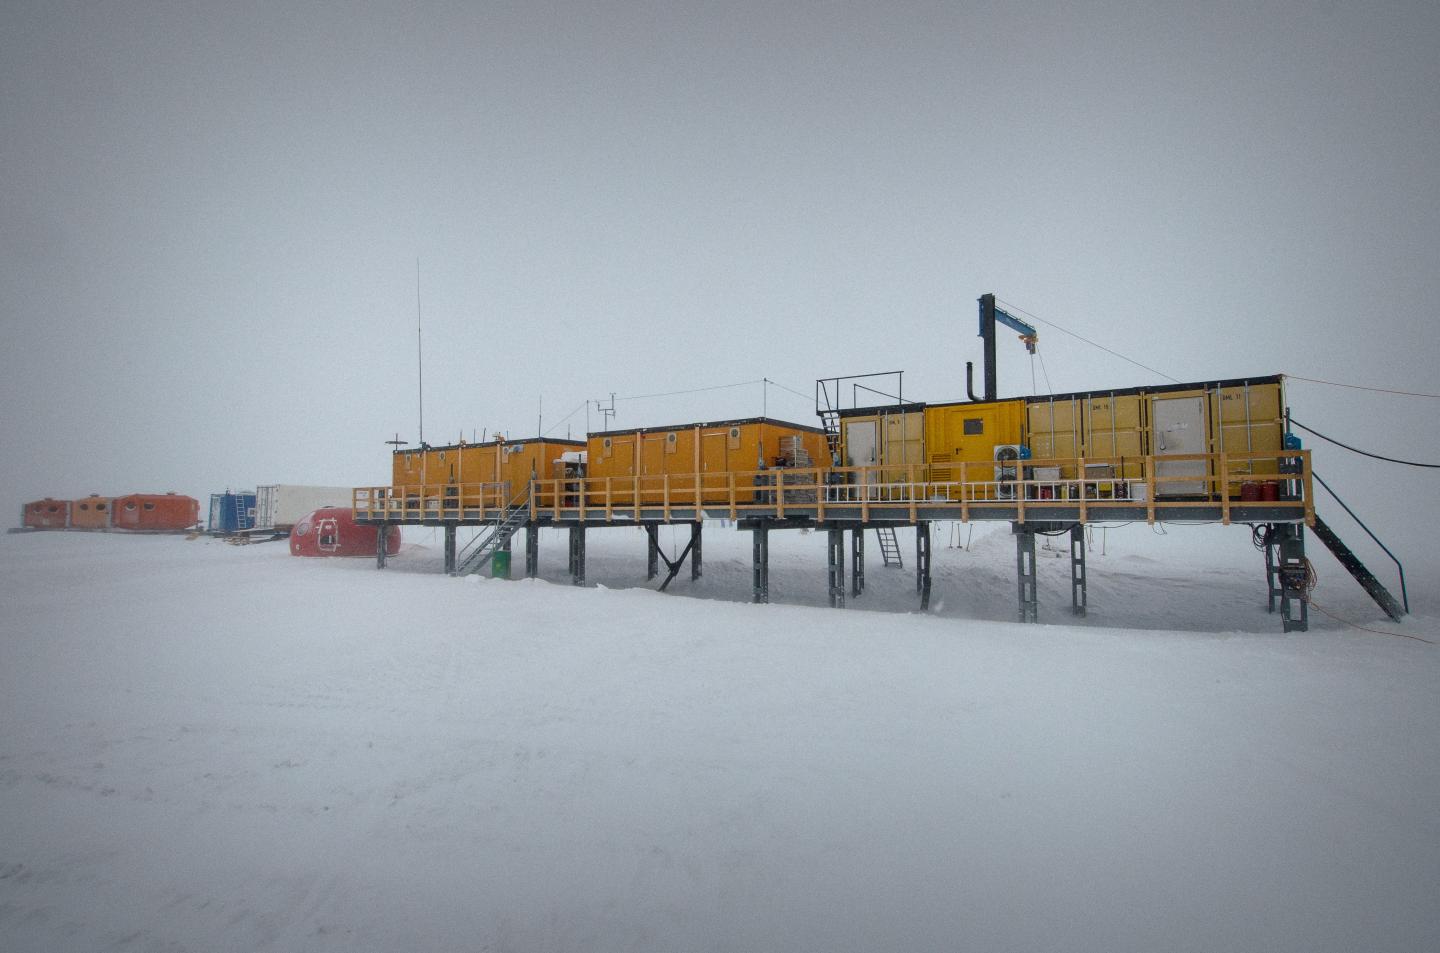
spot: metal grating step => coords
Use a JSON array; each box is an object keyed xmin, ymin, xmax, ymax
[{"xmin": 1311, "ymin": 515, "xmax": 1405, "ymax": 622}]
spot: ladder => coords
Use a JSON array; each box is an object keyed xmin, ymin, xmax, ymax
[
  {"xmin": 876, "ymin": 526, "xmax": 903, "ymax": 568},
  {"xmin": 1310, "ymin": 515, "xmax": 1406, "ymax": 622},
  {"xmin": 452, "ymin": 494, "xmax": 531, "ymax": 576},
  {"xmin": 817, "ymin": 408, "xmax": 841, "ymax": 461}
]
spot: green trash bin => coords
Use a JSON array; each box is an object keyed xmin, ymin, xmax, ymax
[{"xmin": 491, "ymin": 549, "xmax": 512, "ymax": 579}]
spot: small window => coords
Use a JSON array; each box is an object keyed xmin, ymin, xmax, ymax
[
  {"xmin": 964, "ymin": 419, "xmax": 984, "ymax": 435},
  {"xmin": 97, "ymin": 503, "xmax": 107, "ymax": 511},
  {"xmin": 143, "ymin": 502, "xmax": 155, "ymax": 511},
  {"xmin": 47, "ymin": 505, "xmax": 59, "ymax": 513},
  {"xmin": 125, "ymin": 502, "xmax": 137, "ymax": 511},
  {"xmin": 79, "ymin": 503, "xmax": 89, "ymax": 511}
]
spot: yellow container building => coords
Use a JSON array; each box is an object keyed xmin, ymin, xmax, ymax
[{"xmin": 586, "ymin": 417, "xmax": 829, "ymax": 507}]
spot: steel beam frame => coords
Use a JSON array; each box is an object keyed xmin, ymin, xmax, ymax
[
  {"xmin": 568, "ymin": 526, "xmax": 586, "ymax": 587},
  {"xmin": 1015, "ymin": 525, "xmax": 1038, "ymax": 623},
  {"xmin": 851, "ymin": 528, "xmax": 865, "ymax": 597},
  {"xmin": 827, "ymin": 527, "xmax": 846, "ymax": 608},
  {"xmin": 752, "ymin": 524, "xmax": 770, "ymax": 603},
  {"xmin": 916, "ymin": 522, "xmax": 932, "ymax": 610},
  {"xmin": 1070, "ymin": 524, "xmax": 1087, "ymax": 616}
]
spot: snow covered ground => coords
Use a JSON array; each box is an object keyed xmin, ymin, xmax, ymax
[{"xmin": 1, "ymin": 524, "xmax": 1437, "ymax": 952}]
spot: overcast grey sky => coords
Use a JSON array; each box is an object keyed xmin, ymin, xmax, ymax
[{"xmin": 3, "ymin": 1, "xmax": 1437, "ymax": 555}]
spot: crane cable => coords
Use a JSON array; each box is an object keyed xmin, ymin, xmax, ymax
[{"xmin": 1288, "ymin": 419, "xmax": 1440, "ymax": 469}]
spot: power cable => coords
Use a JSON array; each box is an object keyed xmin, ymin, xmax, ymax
[
  {"xmin": 541, "ymin": 400, "xmax": 589, "ymax": 438},
  {"xmin": 1287, "ymin": 375, "xmax": 1440, "ymax": 399},
  {"xmin": 1288, "ymin": 418, "xmax": 1440, "ymax": 468},
  {"xmin": 764, "ymin": 378, "xmax": 817, "ymax": 404},
  {"xmin": 1309, "ymin": 598, "xmax": 1435, "ymax": 644},
  {"xmin": 996, "ymin": 299, "xmax": 1181, "ymax": 384},
  {"xmin": 614, "ymin": 379, "xmax": 766, "ymax": 402}
]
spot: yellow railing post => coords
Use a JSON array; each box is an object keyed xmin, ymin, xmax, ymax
[
  {"xmin": 1219, "ymin": 452, "xmax": 1231, "ymax": 525},
  {"xmin": 1302, "ymin": 450, "xmax": 1315, "ymax": 526},
  {"xmin": 959, "ymin": 461, "xmax": 969, "ymax": 522},
  {"xmin": 1145, "ymin": 455, "xmax": 1156, "ymax": 525}
]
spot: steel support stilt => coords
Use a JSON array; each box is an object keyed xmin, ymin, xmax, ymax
[
  {"xmin": 691, "ymin": 522, "xmax": 702, "ymax": 581},
  {"xmin": 496, "ymin": 534, "xmax": 512, "ymax": 580},
  {"xmin": 1070, "ymin": 524, "xmax": 1087, "ymax": 616},
  {"xmin": 1268, "ymin": 523, "xmax": 1309, "ymax": 632},
  {"xmin": 646, "ymin": 525, "xmax": 660, "ymax": 580},
  {"xmin": 851, "ymin": 527, "xmax": 865, "ymax": 597},
  {"xmin": 1014, "ymin": 525, "xmax": 1038, "ymax": 623},
  {"xmin": 827, "ymin": 527, "xmax": 846, "ymax": 608},
  {"xmin": 376, "ymin": 524, "xmax": 388, "ymax": 569},
  {"xmin": 916, "ymin": 522, "xmax": 932, "ymax": 610},
  {"xmin": 444, "ymin": 524, "xmax": 456, "ymax": 574},
  {"xmin": 752, "ymin": 524, "xmax": 770, "ymax": 604},
  {"xmin": 568, "ymin": 526, "xmax": 586, "ymax": 587},
  {"xmin": 525, "ymin": 525, "xmax": 539, "ymax": 578}
]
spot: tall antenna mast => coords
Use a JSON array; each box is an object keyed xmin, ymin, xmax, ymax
[{"xmin": 416, "ymin": 258, "xmax": 425, "ymax": 446}]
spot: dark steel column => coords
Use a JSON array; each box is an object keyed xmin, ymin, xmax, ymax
[
  {"xmin": 646, "ymin": 525, "xmax": 659, "ymax": 580},
  {"xmin": 828, "ymin": 527, "xmax": 846, "ymax": 608},
  {"xmin": 1275, "ymin": 523, "xmax": 1309, "ymax": 632},
  {"xmin": 1070, "ymin": 524, "xmax": 1087, "ymax": 616},
  {"xmin": 851, "ymin": 527, "xmax": 865, "ymax": 597},
  {"xmin": 444, "ymin": 525, "xmax": 457, "ymax": 574},
  {"xmin": 752, "ymin": 524, "xmax": 770, "ymax": 604},
  {"xmin": 691, "ymin": 522, "xmax": 703, "ymax": 580},
  {"xmin": 980, "ymin": 292, "xmax": 998, "ymax": 402},
  {"xmin": 1014, "ymin": 524, "xmax": 1038, "ymax": 622},
  {"xmin": 376, "ymin": 524, "xmax": 388, "ymax": 569},
  {"xmin": 525, "ymin": 524, "xmax": 539, "ymax": 578},
  {"xmin": 916, "ymin": 522, "xmax": 932, "ymax": 610},
  {"xmin": 569, "ymin": 526, "xmax": 586, "ymax": 587}
]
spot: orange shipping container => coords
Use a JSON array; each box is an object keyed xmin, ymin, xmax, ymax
[
  {"xmin": 585, "ymin": 417, "xmax": 829, "ymax": 507},
  {"xmin": 70, "ymin": 495, "xmax": 113, "ymax": 529},
  {"xmin": 111, "ymin": 493, "xmax": 199, "ymax": 531},
  {"xmin": 22, "ymin": 498, "xmax": 71, "ymax": 529}
]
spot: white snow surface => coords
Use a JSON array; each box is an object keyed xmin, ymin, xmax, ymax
[{"xmin": 1, "ymin": 524, "xmax": 1437, "ymax": 953}]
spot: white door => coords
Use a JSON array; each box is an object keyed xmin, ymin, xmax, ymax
[
  {"xmin": 1152, "ymin": 396, "xmax": 1208, "ymax": 496},
  {"xmin": 845, "ymin": 421, "xmax": 877, "ymax": 467},
  {"xmin": 318, "ymin": 518, "xmax": 340, "ymax": 553}
]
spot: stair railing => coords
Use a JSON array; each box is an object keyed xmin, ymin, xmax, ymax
[{"xmin": 1312, "ymin": 471, "xmax": 1409, "ymax": 613}]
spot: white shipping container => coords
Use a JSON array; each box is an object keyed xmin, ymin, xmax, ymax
[{"xmin": 254, "ymin": 484, "xmax": 356, "ymax": 531}]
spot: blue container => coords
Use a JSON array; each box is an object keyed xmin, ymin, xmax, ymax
[{"xmin": 208, "ymin": 491, "xmax": 258, "ymax": 534}]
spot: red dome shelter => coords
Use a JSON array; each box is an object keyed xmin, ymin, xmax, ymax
[{"xmin": 290, "ymin": 507, "xmax": 400, "ymax": 558}]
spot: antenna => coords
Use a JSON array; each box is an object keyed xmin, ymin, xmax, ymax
[
  {"xmin": 595, "ymin": 392, "xmax": 616, "ymax": 429},
  {"xmin": 416, "ymin": 258, "xmax": 424, "ymax": 446},
  {"xmin": 386, "ymin": 433, "xmax": 409, "ymax": 450}
]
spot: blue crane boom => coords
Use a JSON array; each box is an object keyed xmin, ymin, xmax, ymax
[{"xmin": 972, "ymin": 293, "xmax": 1039, "ymax": 401}]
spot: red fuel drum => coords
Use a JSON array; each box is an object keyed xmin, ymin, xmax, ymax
[{"xmin": 290, "ymin": 507, "xmax": 401, "ymax": 558}]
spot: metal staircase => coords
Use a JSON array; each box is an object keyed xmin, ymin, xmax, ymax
[
  {"xmin": 876, "ymin": 527, "xmax": 903, "ymax": 568},
  {"xmin": 1310, "ymin": 471, "xmax": 1407, "ymax": 622},
  {"xmin": 452, "ymin": 494, "xmax": 531, "ymax": 577},
  {"xmin": 1311, "ymin": 515, "xmax": 1406, "ymax": 622}
]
